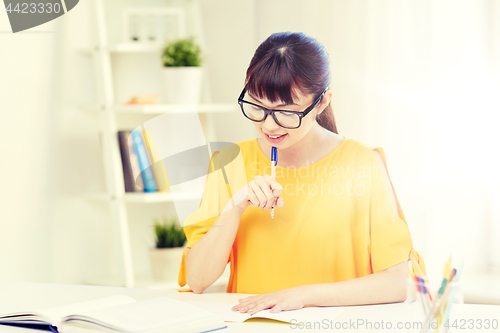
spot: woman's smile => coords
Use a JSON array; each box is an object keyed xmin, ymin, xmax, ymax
[{"xmin": 264, "ymin": 132, "xmax": 288, "ymax": 143}]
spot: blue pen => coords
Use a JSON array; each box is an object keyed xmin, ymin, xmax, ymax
[{"xmin": 271, "ymin": 147, "xmax": 278, "ymax": 219}]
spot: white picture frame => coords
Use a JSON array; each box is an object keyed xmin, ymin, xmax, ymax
[{"xmin": 122, "ymin": 7, "xmax": 186, "ymax": 44}]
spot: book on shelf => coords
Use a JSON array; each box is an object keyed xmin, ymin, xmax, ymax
[
  {"xmin": 142, "ymin": 129, "xmax": 169, "ymax": 192},
  {"xmin": 0, "ymin": 295, "xmax": 226, "ymax": 333},
  {"xmin": 117, "ymin": 129, "xmax": 171, "ymax": 194},
  {"xmin": 130, "ymin": 129, "xmax": 158, "ymax": 193},
  {"xmin": 117, "ymin": 131, "xmax": 142, "ymax": 192}
]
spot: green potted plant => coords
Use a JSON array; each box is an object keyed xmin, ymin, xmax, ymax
[
  {"xmin": 161, "ymin": 37, "xmax": 203, "ymax": 104},
  {"xmin": 149, "ymin": 217, "xmax": 187, "ymax": 281}
]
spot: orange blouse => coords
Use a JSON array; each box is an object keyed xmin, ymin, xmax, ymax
[{"xmin": 178, "ymin": 137, "xmax": 425, "ymax": 293}]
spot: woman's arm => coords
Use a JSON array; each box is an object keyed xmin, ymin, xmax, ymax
[
  {"xmin": 303, "ymin": 261, "xmax": 408, "ymax": 306},
  {"xmin": 186, "ymin": 175, "xmax": 284, "ymax": 294},
  {"xmin": 185, "ymin": 204, "xmax": 244, "ymax": 294},
  {"xmin": 233, "ymin": 261, "xmax": 408, "ymax": 313}
]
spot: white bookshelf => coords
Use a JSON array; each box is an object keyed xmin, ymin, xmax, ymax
[
  {"xmin": 78, "ymin": 43, "xmax": 161, "ymax": 55},
  {"xmin": 86, "ymin": 191, "xmax": 201, "ymax": 204},
  {"xmin": 82, "ymin": 103, "xmax": 238, "ymax": 115},
  {"xmin": 87, "ymin": 0, "xmax": 233, "ymax": 289},
  {"xmin": 114, "ymin": 103, "xmax": 237, "ymax": 114},
  {"xmin": 108, "ymin": 42, "xmax": 163, "ymax": 53}
]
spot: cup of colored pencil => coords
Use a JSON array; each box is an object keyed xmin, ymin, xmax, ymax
[{"xmin": 406, "ymin": 257, "xmax": 464, "ymax": 333}]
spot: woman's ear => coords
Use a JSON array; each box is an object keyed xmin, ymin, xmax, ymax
[{"xmin": 316, "ymin": 89, "xmax": 333, "ymax": 115}]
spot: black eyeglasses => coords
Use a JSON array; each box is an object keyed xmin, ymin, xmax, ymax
[{"xmin": 237, "ymin": 88, "xmax": 327, "ymax": 129}]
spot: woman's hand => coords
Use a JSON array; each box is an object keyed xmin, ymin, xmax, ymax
[
  {"xmin": 234, "ymin": 175, "xmax": 285, "ymax": 212},
  {"xmin": 231, "ymin": 286, "xmax": 306, "ymax": 315}
]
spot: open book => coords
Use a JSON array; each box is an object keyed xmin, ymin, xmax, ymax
[{"xmin": 0, "ymin": 295, "xmax": 226, "ymax": 333}]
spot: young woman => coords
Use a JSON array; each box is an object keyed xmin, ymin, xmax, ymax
[{"xmin": 178, "ymin": 32, "xmax": 425, "ymax": 314}]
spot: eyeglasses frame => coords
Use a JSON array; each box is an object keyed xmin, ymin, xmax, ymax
[{"xmin": 237, "ymin": 87, "xmax": 327, "ymax": 129}]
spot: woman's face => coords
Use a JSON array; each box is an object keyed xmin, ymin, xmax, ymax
[{"xmin": 247, "ymin": 89, "xmax": 329, "ymax": 151}]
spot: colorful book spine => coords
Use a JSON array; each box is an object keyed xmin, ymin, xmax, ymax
[
  {"xmin": 117, "ymin": 131, "xmax": 142, "ymax": 192},
  {"xmin": 142, "ymin": 129, "xmax": 170, "ymax": 192},
  {"xmin": 126, "ymin": 131, "xmax": 145, "ymax": 191},
  {"xmin": 131, "ymin": 129, "xmax": 158, "ymax": 192}
]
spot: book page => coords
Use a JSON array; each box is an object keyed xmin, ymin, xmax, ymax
[
  {"xmin": 0, "ymin": 296, "xmax": 135, "ymax": 326},
  {"xmin": 63, "ymin": 297, "xmax": 224, "ymax": 333},
  {"xmin": 38, "ymin": 295, "xmax": 136, "ymax": 325},
  {"xmin": 0, "ymin": 314, "xmax": 50, "ymax": 322},
  {"xmin": 187, "ymin": 301, "xmax": 348, "ymax": 324}
]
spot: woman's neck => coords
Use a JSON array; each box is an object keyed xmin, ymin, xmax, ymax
[{"xmin": 258, "ymin": 123, "xmax": 342, "ymax": 168}]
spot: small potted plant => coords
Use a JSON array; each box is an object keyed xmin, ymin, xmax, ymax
[
  {"xmin": 149, "ymin": 217, "xmax": 187, "ymax": 281},
  {"xmin": 161, "ymin": 37, "xmax": 203, "ymax": 104}
]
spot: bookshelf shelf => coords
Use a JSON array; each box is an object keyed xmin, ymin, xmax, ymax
[
  {"xmin": 79, "ymin": 43, "xmax": 163, "ymax": 56},
  {"xmin": 86, "ymin": 191, "xmax": 201, "ymax": 204},
  {"xmin": 82, "ymin": 103, "xmax": 238, "ymax": 115},
  {"xmin": 108, "ymin": 43, "xmax": 163, "ymax": 53},
  {"xmin": 114, "ymin": 103, "xmax": 238, "ymax": 114},
  {"xmin": 123, "ymin": 192, "xmax": 175, "ymax": 203},
  {"xmin": 79, "ymin": 43, "xmax": 163, "ymax": 55}
]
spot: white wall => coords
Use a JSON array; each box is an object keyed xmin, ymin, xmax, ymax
[
  {"xmin": 47, "ymin": 0, "xmax": 117, "ymax": 284},
  {"xmin": 324, "ymin": 1, "xmax": 500, "ymax": 281},
  {"xmin": 0, "ymin": 7, "xmax": 57, "ymax": 282},
  {"xmin": 0, "ymin": 1, "xmax": 120, "ymax": 283},
  {"xmin": 199, "ymin": 0, "xmax": 259, "ymax": 143}
]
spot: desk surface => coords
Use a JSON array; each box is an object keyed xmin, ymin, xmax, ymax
[{"xmin": 0, "ymin": 282, "xmax": 498, "ymax": 333}]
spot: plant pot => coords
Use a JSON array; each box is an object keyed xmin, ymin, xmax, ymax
[
  {"xmin": 163, "ymin": 67, "xmax": 203, "ymax": 104},
  {"xmin": 149, "ymin": 247, "xmax": 185, "ymax": 281}
]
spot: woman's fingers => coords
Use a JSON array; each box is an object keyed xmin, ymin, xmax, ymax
[
  {"xmin": 228, "ymin": 174, "xmax": 284, "ymax": 213},
  {"xmin": 270, "ymin": 304, "xmax": 282, "ymax": 313},
  {"xmin": 232, "ymin": 294, "xmax": 289, "ymax": 315},
  {"xmin": 257, "ymin": 176, "xmax": 274, "ymax": 204},
  {"xmin": 256, "ymin": 178, "xmax": 275, "ymax": 210},
  {"xmin": 246, "ymin": 190, "xmax": 260, "ymax": 208},
  {"xmin": 232, "ymin": 295, "xmax": 258, "ymax": 312},
  {"xmin": 265, "ymin": 175, "xmax": 283, "ymax": 197},
  {"xmin": 247, "ymin": 176, "xmax": 282, "ymax": 210},
  {"xmin": 247, "ymin": 299, "xmax": 276, "ymax": 314},
  {"xmin": 250, "ymin": 178, "xmax": 268, "ymax": 208},
  {"xmin": 244, "ymin": 175, "xmax": 285, "ymax": 211},
  {"xmin": 265, "ymin": 175, "xmax": 284, "ymax": 210},
  {"xmin": 232, "ymin": 295, "xmax": 274, "ymax": 315}
]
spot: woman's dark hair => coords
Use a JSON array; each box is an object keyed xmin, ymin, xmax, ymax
[{"xmin": 245, "ymin": 32, "xmax": 338, "ymax": 133}]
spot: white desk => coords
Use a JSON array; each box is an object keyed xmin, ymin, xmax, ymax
[{"xmin": 0, "ymin": 282, "xmax": 498, "ymax": 333}]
